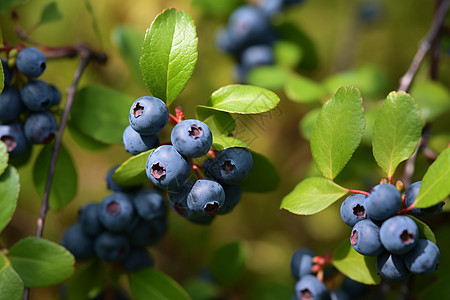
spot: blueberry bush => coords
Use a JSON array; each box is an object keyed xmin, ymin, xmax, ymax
[{"xmin": 1, "ymin": 0, "xmax": 450, "ymax": 299}]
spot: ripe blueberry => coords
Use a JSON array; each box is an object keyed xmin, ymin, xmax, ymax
[
  {"xmin": 123, "ymin": 125, "xmax": 159, "ymax": 155},
  {"xmin": 404, "ymin": 239, "xmax": 440, "ymax": 275},
  {"xmin": 122, "ymin": 247, "xmax": 154, "ymax": 272},
  {"xmin": 405, "ymin": 181, "xmax": 443, "ymax": 216},
  {"xmin": 61, "ymin": 223, "xmax": 95, "ymax": 260},
  {"xmin": 217, "ymin": 184, "xmax": 242, "ymax": 215},
  {"xmin": 187, "ymin": 179, "xmax": 226, "ymax": 216},
  {"xmin": 340, "ymin": 194, "xmax": 367, "ymax": 227},
  {"xmin": 127, "ymin": 217, "xmax": 167, "ymax": 247},
  {"xmin": 0, "ymin": 123, "xmax": 30, "ymax": 157},
  {"xmin": 78, "ymin": 202, "xmax": 103, "ymax": 237},
  {"xmin": 365, "ymin": 184, "xmax": 401, "ymax": 221},
  {"xmin": 168, "ymin": 180, "xmax": 195, "ymax": 217},
  {"xmin": 24, "ymin": 111, "xmax": 58, "ymax": 144},
  {"xmin": 350, "ymin": 219, "xmax": 384, "ymax": 257},
  {"xmin": 379, "ymin": 215, "xmax": 419, "ymax": 255},
  {"xmin": 376, "ymin": 251, "xmax": 409, "ymax": 282},
  {"xmin": 106, "ymin": 165, "xmax": 142, "ymax": 193},
  {"xmin": 99, "ymin": 193, "xmax": 135, "ymax": 232},
  {"xmin": 20, "ymin": 80, "xmax": 53, "ymax": 111},
  {"xmin": 290, "ymin": 248, "xmax": 316, "ymax": 280},
  {"xmin": 133, "ymin": 188, "xmax": 167, "ymax": 220},
  {"xmin": 0, "ymin": 86, "xmax": 23, "ymax": 123},
  {"xmin": 294, "ymin": 274, "xmax": 330, "ymax": 300},
  {"xmin": 16, "ymin": 47, "xmax": 47, "ymax": 78},
  {"xmin": 94, "ymin": 232, "xmax": 130, "ymax": 262},
  {"xmin": 1, "ymin": 59, "xmax": 14, "ymax": 86},
  {"xmin": 171, "ymin": 119, "xmax": 213, "ymax": 158},
  {"xmin": 129, "ymin": 96, "xmax": 168, "ymax": 135},
  {"xmin": 209, "ymin": 147, "xmax": 253, "ymax": 185}
]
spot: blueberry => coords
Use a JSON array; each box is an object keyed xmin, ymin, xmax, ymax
[
  {"xmin": 168, "ymin": 180, "xmax": 195, "ymax": 217},
  {"xmin": 0, "ymin": 86, "xmax": 23, "ymax": 123},
  {"xmin": 122, "ymin": 247, "xmax": 154, "ymax": 272},
  {"xmin": 340, "ymin": 194, "xmax": 367, "ymax": 227},
  {"xmin": 365, "ymin": 184, "xmax": 401, "ymax": 221},
  {"xmin": 145, "ymin": 145, "xmax": 191, "ymax": 190},
  {"xmin": 129, "ymin": 96, "xmax": 168, "ymax": 135},
  {"xmin": 1, "ymin": 59, "xmax": 14, "ymax": 86},
  {"xmin": 24, "ymin": 111, "xmax": 58, "ymax": 144},
  {"xmin": 405, "ymin": 181, "xmax": 443, "ymax": 216},
  {"xmin": 94, "ymin": 232, "xmax": 130, "ymax": 262},
  {"xmin": 99, "ymin": 193, "xmax": 136, "ymax": 232},
  {"xmin": 350, "ymin": 219, "xmax": 384, "ymax": 257},
  {"xmin": 240, "ymin": 44, "xmax": 274, "ymax": 71},
  {"xmin": 209, "ymin": 147, "xmax": 253, "ymax": 185},
  {"xmin": 0, "ymin": 123, "xmax": 30, "ymax": 157},
  {"xmin": 20, "ymin": 79, "xmax": 53, "ymax": 111},
  {"xmin": 294, "ymin": 274, "xmax": 330, "ymax": 300},
  {"xmin": 127, "ymin": 217, "xmax": 167, "ymax": 247},
  {"xmin": 61, "ymin": 223, "xmax": 95, "ymax": 260},
  {"xmin": 133, "ymin": 188, "xmax": 167, "ymax": 220},
  {"xmin": 215, "ymin": 28, "xmax": 240, "ymax": 54},
  {"xmin": 404, "ymin": 239, "xmax": 440, "ymax": 275},
  {"xmin": 78, "ymin": 203, "xmax": 103, "ymax": 237},
  {"xmin": 380, "ymin": 216, "xmax": 419, "ymax": 255},
  {"xmin": 171, "ymin": 119, "xmax": 213, "ymax": 158},
  {"xmin": 217, "ymin": 184, "xmax": 242, "ymax": 215},
  {"xmin": 16, "ymin": 47, "xmax": 47, "ymax": 78},
  {"xmin": 123, "ymin": 125, "xmax": 159, "ymax": 155},
  {"xmin": 187, "ymin": 179, "xmax": 226, "ymax": 216},
  {"xmin": 290, "ymin": 248, "xmax": 316, "ymax": 280},
  {"xmin": 49, "ymin": 84, "xmax": 61, "ymax": 106},
  {"xmin": 106, "ymin": 165, "xmax": 142, "ymax": 193},
  {"xmin": 376, "ymin": 251, "xmax": 409, "ymax": 282}
]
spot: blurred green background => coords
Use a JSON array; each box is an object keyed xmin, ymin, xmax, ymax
[{"xmin": 1, "ymin": 0, "xmax": 449, "ymax": 299}]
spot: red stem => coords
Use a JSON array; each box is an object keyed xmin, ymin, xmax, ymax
[
  {"xmin": 191, "ymin": 163, "xmax": 203, "ymax": 180},
  {"xmin": 169, "ymin": 113, "xmax": 178, "ymax": 125},
  {"xmin": 347, "ymin": 189, "xmax": 370, "ymax": 196}
]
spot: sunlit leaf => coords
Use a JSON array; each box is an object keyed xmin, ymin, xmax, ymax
[
  {"xmin": 0, "ymin": 166, "xmax": 19, "ymax": 234},
  {"xmin": 0, "ymin": 253, "xmax": 23, "ymax": 300},
  {"xmin": 112, "ymin": 149, "xmax": 153, "ymax": 187}
]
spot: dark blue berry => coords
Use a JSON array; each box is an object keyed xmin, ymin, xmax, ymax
[
  {"xmin": 365, "ymin": 184, "xmax": 401, "ymax": 221},
  {"xmin": 350, "ymin": 219, "xmax": 384, "ymax": 257},
  {"xmin": 94, "ymin": 232, "xmax": 130, "ymax": 262},
  {"xmin": 99, "ymin": 193, "xmax": 135, "ymax": 232},
  {"xmin": 259, "ymin": 0, "xmax": 285, "ymax": 17},
  {"xmin": 187, "ymin": 179, "xmax": 225, "ymax": 216},
  {"xmin": 240, "ymin": 44, "xmax": 274, "ymax": 71},
  {"xmin": 49, "ymin": 84, "xmax": 61, "ymax": 106},
  {"xmin": 24, "ymin": 111, "xmax": 57, "ymax": 144},
  {"xmin": 123, "ymin": 125, "xmax": 159, "ymax": 155},
  {"xmin": 168, "ymin": 180, "xmax": 195, "ymax": 217},
  {"xmin": 16, "ymin": 48, "xmax": 47, "ymax": 78},
  {"xmin": 290, "ymin": 248, "xmax": 315, "ymax": 280},
  {"xmin": 20, "ymin": 80, "xmax": 52, "ymax": 111},
  {"xmin": 1, "ymin": 59, "xmax": 14, "ymax": 86},
  {"xmin": 133, "ymin": 188, "xmax": 167, "ymax": 220},
  {"xmin": 404, "ymin": 239, "xmax": 440, "ymax": 275},
  {"xmin": 340, "ymin": 194, "xmax": 367, "ymax": 227},
  {"xmin": 78, "ymin": 203, "xmax": 103, "ymax": 237},
  {"xmin": 0, "ymin": 86, "xmax": 23, "ymax": 123},
  {"xmin": 61, "ymin": 223, "xmax": 95, "ymax": 260},
  {"xmin": 376, "ymin": 251, "xmax": 409, "ymax": 282},
  {"xmin": 122, "ymin": 247, "xmax": 154, "ymax": 272},
  {"xmin": 405, "ymin": 181, "xmax": 443, "ymax": 216},
  {"xmin": 127, "ymin": 217, "xmax": 167, "ymax": 247},
  {"xmin": 171, "ymin": 119, "xmax": 213, "ymax": 158},
  {"xmin": 129, "ymin": 96, "xmax": 168, "ymax": 135},
  {"xmin": 217, "ymin": 184, "xmax": 242, "ymax": 215},
  {"xmin": 209, "ymin": 147, "xmax": 253, "ymax": 185},
  {"xmin": 0, "ymin": 123, "xmax": 30, "ymax": 157},
  {"xmin": 380, "ymin": 216, "xmax": 418, "ymax": 255},
  {"xmin": 294, "ymin": 274, "xmax": 329, "ymax": 300}
]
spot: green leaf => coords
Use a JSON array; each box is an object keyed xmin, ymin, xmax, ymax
[
  {"xmin": 410, "ymin": 81, "xmax": 450, "ymax": 123},
  {"xmin": 129, "ymin": 268, "xmax": 191, "ymax": 300},
  {"xmin": 196, "ymin": 105, "xmax": 235, "ymax": 136},
  {"xmin": 310, "ymin": 87, "xmax": 365, "ymax": 180},
  {"xmin": 183, "ymin": 278, "xmax": 219, "ymax": 300},
  {"xmin": 140, "ymin": 9, "xmax": 198, "ymax": 105},
  {"xmin": 240, "ymin": 152, "xmax": 279, "ymax": 193},
  {"xmin": 0, "ymin": 166, "xmax": 19, "ymax": 234},
  {"xmin": 299, "ymin": 108, "xmax": 320, "ymax": 140},
  {"xmin": 0, "ymin": 253, "xmax": 23, "ymax": 300},
  {"xmin": 408, "ymin": 215, "xmax": 436, "ymax": 243},
  {"xmin": 207, "ymin": 84, "xmax": 280, "ymax": 114},
  {"xmin": 281, "ymin": 177, "xmax": 347, "ymax": 215},
  {"xmin": 68, "ymin": 122, "xmax": 110, "ymax": 151},
  {"xmin": 66, "ymin": 260, "xmax": 107, "ymax": 300},
  {"xmin": 71, "ymin": 85, "xmax": 134, "ymax": 144},
  {"xmin": 212, "ymin": 136, "xmax": 249, "ymax": 151},
  {"xmin": 246, "ymin": 65, "xmax": 290, "ymax": 90},
  {"xmin": 273, "ymin": 40, "xmax": 303, "ymax": 69},
  {"xmin": 0, "ymin": 60, "xmax": 4, "ymax": 93},
  {"xmin": 372, "ymin": 91, "xmax": 422, "ymax": 178},
  {"xmin": 332, "ymin": 240, "xmax": 380, "ymax": 285},
  {"xmin": 192, "ymin": 0, "xmax": 241, "ymax": 16},
  {"xmin": 8, "ymin": 237, "xmax": 75, "ymax": 288},
  {"xmin": 284, "ymin": 75, "xmax": 327, "ymax": 104},
  {"xmin": 113, "ymin": 26, "xmax": 143, "ymax": 80},
  {"xmin": 33, "ymin": 143, "xmax": 77, "ymax": 211},
  {"xmin": 39, "ymin": 2, "xmax": 62, "ymax": 25},
  {"xmin": 414, "ymin": 147, "xmax": 450, "ymax": 208},
  {"xmin": 0, "ymin": 0, "xmax": 29, "ymax": 15},
  {"xmin": 0, "ymin": 141, "xmax": 8, "ymax": 175},
  {"xmin": 209, "ymin": 242, "xmax": 248, "ymax": 287},
  {"xmin": 112, "ymin": 149, "xmax": 153, "ymax": 187}
]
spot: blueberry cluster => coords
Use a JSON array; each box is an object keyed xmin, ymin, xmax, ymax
[
  {"xmin": 0, "ymin": 47, "xmax": 60, "ymax": 158},
  {"xmin": 215, "ymin": 0, "xmax": 305, "ymax": 82},
  {"xmin": 125, "ymin": 96, "xmax": 253, "ymax": 224},
  {"xmin": 61, "ymin": 167, "xmax": 167, "ymax": 272},
  {"xmin": 340, "ymin": 182, "xmax": 441, "ymax": 282}
]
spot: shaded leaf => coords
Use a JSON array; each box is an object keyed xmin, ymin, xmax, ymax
[
  {"xmin": 112, "ymin": 149, "xmax": 153, "ymax": 187},
  {"xmin": 113, "ymin": 26, "xmax": 143, "ymax": 80},
  {"xmin": 249, "ymin": 281, "xmax": 293, "ymax": 300},
  {"xmin": 408, "ymin": 215, "xmax": 436, "ymax": 243},
  {"xmin": 39, "ymin": 2, "xmax": 62, "ymax": 25},
  {"xmin": 372, "ymin": 91, "xmax": 422, "ymax": 177},
  {"xmin": 410, "ymin": 81, "xmax": 450, "ymax": 123},
  {"xmin": 310, "ymin": 87, "xmax": 365, "ymax": 180},
  {"xmin": 212, "ymin": 136, "xmax": 249, "ymax": 151},
  {"xmin": 0, "ymin": 166, "xmax": 19, "ymax": 234},
  {"xmin": 129, "ymin": 268, "xmax": 191, "ymax": 300},
  {"xmin": 285, "ymin": 75, "xmax": 327, "ymax": 104},
  {"xmin": 140, "ymin": 9, "xmax": 198, "ymax": 105},
  {"xmin": 246, "ymin": 65, "xmax": 290, "ymax": 90},
  {"xmin": 273, "ymin": 40, "xmax": 303, "ymax": 69},
  {"xmin": 241, "ymin": 152, "xmax": 279, "ymax": 193},
  {"xmin": 414, "ymin": 147, "xmax": 450, "ymax": 208},
  {"xmin": 0, "ymin": 141, "xmax": 8, "ymax": 175},
  {"xmin": 8, "ymin": 237, "xmax": 75, "ymax": 288},
  {"xmin": 68, "ymin": 122, "xmax": 110, "ymax": 151},
  {"xmin": 0, "ymin": 252, "xmax": 23, "ymax": 300},
  {"xmin": 33, "ymin": 143, "xmax": 77, "ymax": 211},
  {"xmin": 183, "ymin": 278, "xmax": 219, "ymax": 300},
  {"xmin": 332, "ymin": 240, "xmax": 380, "ymax": 285},
  {"xmin": 66, "ymin": 260, "xmax": 107, "ymax": 300},
  {"xmin": 298, "ymin": 108, "xmax": 320, "ymax": 140},
  {"xmin": 196, "ymin": 105, "xmax": 235, "ymax": 136},
  {"xmin": 209, "ymin": 242, "xmax": 247, "ymax": 287},
  {"xmin": 281, "ymin": 177, "xmax": 347, "ymax": 215},
  {"xmin": 207, "ymin": 84, "xmax": 280, "ymax": 114}
]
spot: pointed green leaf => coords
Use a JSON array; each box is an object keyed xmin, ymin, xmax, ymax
[
  {"xmin": 8, "ymin": 237, "xmax": 75, "ymax": 288},
  {"xmin": 372, "ymin": 91, "xmax": 422, "ymax": 177},
  {"xmin": 209, "ymin": 242, "xmax": 248, "ymax": 287},
  {"xmin": 284, "ymin": 75, "xmax": 327, "ymax": 104},
  {"xmin": 246, "ymin": 65, "xmax": 290, "ymax": 90},
  {"xmin": 33, "ymin": 143, "xmax": 77, "ymax": 211},
  {"xmin": 212, "ymin": 136, "xmax": 249, "ymax": 152},
  {"xmin": 39, "ymin": 2, "xmax": 62, "ymax": 25},
  {"xmin": 240, "ymin": 152, "xmax": 279, "ymax": 193},
  {"xmin": 140, "ymin": 9, "xmax": 198, "ymax": 105},
  {"xmin": 408, "ymin": 215, "xmax": 436, "ymax": 243},
  {"xmin": 0, "ymin": 253, "xmax": 23, "ymax": 300},
  {"xmin": 113, "ymin": 26, "xmax": 143, "ymax": 80},
  {"xmin": 71, "ymin": 85, "xmax": 134, "ymax": 144},
  {"xmin": 0, "ymin": 141, "xmax": 8, "ymax": 175},
  {"xmin": 207, "ymin": 84, "xmax": 280, "ymax": 114},
  {"xmin": 196, "ymin": 105, "xmax": 235, "ymax": 136},
  {"xmin": 310, "ymin": 87, "xmax": 365, "ymax": 180},
  {"xmin": 129, "ymin": 268, "xmax": 191, "ymax": 300},
  {"xmin": 332, "ymin": 240, "xmax": 380, "ymax": 285},
  {"xmin": 112, "ymin": 149, "xmax": 153, "ymax": 187},
  {"xmin": 414, "ymin": 147, "xmax": 450, "ymax": 208},
  {"xmin": 68, "ymin": 123, "xmax": 110, "ymax": 151},
  {"xmin": 281, "ymin": 177, "xmax": 347, "ymax": 215},
  {"xmin": 0, "ymin": 166, "xmax": 19, "ymax": 234},
  {"xmin": 410, "ymin": 81, "xmax": 450, "ymax": 122}
]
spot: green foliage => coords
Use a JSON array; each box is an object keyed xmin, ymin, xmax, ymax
[
  {"xmin": 281, "ymin": 177, "xmax": 347, "ymax": 215},
  {"xmin": 71, "ymin": 85, "xmax": 134, "ymax": 144},
  {"xmin": 332, "ymin": 240, "xmax": 380, "ymax": 285},
  {"xmin": 113, "ymin": 26, "xmax": 144, "ymax": 80},
  {"xmin": 0, "ymin": 141, "xmax": 8, "ymax": 175},
  {"xmin": 310, "ymin": 87, "xmax": 365, "ymax": 180},
  {"xmin": 207, "ymin": 84, "xmax": 280, "ymax": 114},
  {"xmin": 410, "ymin": 81, "xmax": 450, "ymax": 122},
  {"xmin": 284, "ymin": 75, "xmax": 327, "ymax": 104},
  {"xmin": 273, "ymin": 41, "xmax": 303, "ymax": 69},
  {"xmin": 67, "ymin": 124, "xmax": 110, "ymax": 151},
  {"xmin": 33, "ymin": 143, "xmax": 77, "ymax": 211},
  {"xmin": 183, "ymin": 278, "xmax": 219, "ymax": 300},
  {"xmin": 249, "ymin": 281, "xmax": 293, "ymax": 300},
  {"xmin": 414, "ymin": 147, "xmax": 450, "ymax": 208},
  {"xmin": 0, "ymin": 253, "xmax": 23, "ymax": 300},
  {"xmin": 195, "ymin": 105, "xmax": 235, "ymax": 136},
  {"xmin": 240, "ymin": 152, "xmax": 279, "ymax": 193},
  {"xmin": 192, "ymin": 0, "xmax": 242, "ymax": 16},
  {"xmin": 212, "ymin": 136, "xmax": 249, "ymax": 151},
  {"xmin": 299, "ymin": 108, "xmax": 321, "ymax": 140},
  {"xmin": 408, "ymin": 215, "xmax": 436, "ymax": 243},
  {"xmin": 0, "ymin": 0, "xmax": 28, "ymax": 15},
  {"xmin": 0, "ymin": 166, "xmax": 19, "ymax": 234},
  {"xmin": 247, "ymin": 66, "xmax": 290, "ymax": 90},
  {"xmin": 65, "ymin": 261, "xmax": 107, "ymax": 300},
  {"xmin": 140, "ymin": 8, "xmax": 198, "ymax": 105},
  {"xmin": 209, "ymin": 242, "xmax": 248, "ymax": 287},
  {"xmin": 112, "ymin": 149, "xmax": 153, "ymax": 186},
  {"xmin": 39, "ymin": 2, "xmax": 62, "ymax": 26},
  {"xmin": 129, "ymin": 268, "xmax": 192, "ymax": 300},
  {"xmin": 7, "ymin": 237, "xmax": 75, "ymax": 288},
  {"xmin": 372, "ymin": 91, "xmax": 422, "ymax": 178}
]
